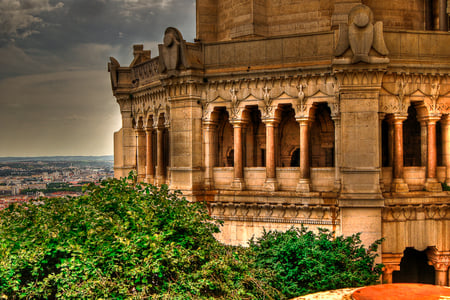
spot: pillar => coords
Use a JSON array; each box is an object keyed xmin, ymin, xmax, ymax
[
  {"xmin": 441, "ymin": 115, "xmax": 450, "ymax": 184},
  {"xmin": 156, "ymin": 125, "xmax": 165, "ymax": 185},
  {"xmin": 332, "ymin": 114, "xmax": 341, "ymax": 191},
  {"xmin": 427, "ymin": 247, "xmax": 450, "ymax": 286},
  {"xmin": 425, "ymin": 116, "xmax": 443, "ymax": 191},
  {"xmin": 382, "ymin": 253, "xmax": 402, "ymax": 284},
  {"xmin": 296, "ymin": 117, "xmax": 311, "ymax": 192},
  {"xmin": 145, "ymin": 126, "xmax": 154, "ymax": 184},
  {"xmin": 420, "ymin": 119, "xmax": 428, "ymax": 168},
  {"xmin": 263, "ymin": 118, "xmax": 279, "ymax": 191},
  {"xmin": 390, "ymin": 115, "xmax": 409, "ymax": 192},
  {"xmin": 203, "ymin": 121, "xmax": 217, "ymax": 190},
  {"xmin": 231, "ymin": 120, "xmax": 245, "ymax": 190},
  {"xmin": 439, "ymin": 0, "xmax": 449, "ymax": 31},
  {"xmin": 136, "ymin": 128, "xmax": 146, "ymax": 182}
]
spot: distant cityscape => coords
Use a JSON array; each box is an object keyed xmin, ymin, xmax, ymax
[{"xmin": 0, "ymin": 156, "xmax": 114, "ymax": 209}]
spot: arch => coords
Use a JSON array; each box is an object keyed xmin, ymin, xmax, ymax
[
  {"xmin": 279, "ymin": 105, "xmax": 299, "ymax": 167},
  {"xmin": 393, "ymin": 247, "xmax": 435, "ymax": 284},
  {"xmin": 216, "ymin": 108, "xmax": 234, "ymax": 167},
  {"xmin": 244, "ymin": 106, "xmax": 265, "ymax": 167},
  {"xmin": 290, "ymin": 148, "xmax": 300, "ymax": 167},
  {"xmin": 310, "ymin": 102, "xmax": 335, "ymax": 167},
  {"xmin": 403, "ymin": 105, "xmax": 421, "ymax": 167}
]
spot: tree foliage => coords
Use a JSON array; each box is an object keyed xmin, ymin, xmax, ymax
[
  {"xmin": 249, "ymin": 227, "xmax": 383, "ymax": 298},
  {"xmin": 0, "ymin": 175, "xmax": 382, "ymax": 299}
]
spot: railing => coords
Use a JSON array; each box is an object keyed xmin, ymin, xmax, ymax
[{"xmin": 212, "ymin": 167, "xmax": 336, "ymax": 192}]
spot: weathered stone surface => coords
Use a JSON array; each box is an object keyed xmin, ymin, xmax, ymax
[{"xmin": 109, "ymin": 1, "xmax": 450, "ymax": 286}]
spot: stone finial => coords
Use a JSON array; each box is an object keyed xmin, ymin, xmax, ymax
[
  {"xmin": 159, "ymin": 27, "xmax": 188, "ymax": 73},
  {"xmin": 333, "ymin": 4, "xmax": 389, "ymax": 64}
]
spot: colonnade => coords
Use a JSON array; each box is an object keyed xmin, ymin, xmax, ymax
[
  {"xmin": 386, "ymin": 113, "xmax": 450, "ymax": 192},
  {"xmin": 204, "ymin": 110, "xmax": 324, "ymax": 192},
  {"xmin": 135, "ymin": 120, "xmax": 168, "ymax": 185}
]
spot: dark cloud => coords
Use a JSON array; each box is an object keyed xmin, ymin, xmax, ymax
[{"xmin": 0, "ymin": 0, "xmax": 195, "ymax": 156}]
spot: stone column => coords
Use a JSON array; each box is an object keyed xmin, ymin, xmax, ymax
[
  {"xmin": 296, "ymin": 117, "xmax": 311, "ymax": 192},
  {"xmin": 427, "ymin": 247, "xmax": 450, "ymax": 286},
  {"xmin": 441, "ymin": 115, "xmax": 450, "ymax": 184},
  {"xmin": 425, "ymin": 116, "xmax": 443, "ymax": 191},
  {"xmin": 439, "ymin": 0, "xmax": 449, "ymax": 31},
  {"xmin": 420, "ymin": 119, "xmax": 428, "ymax": 168},
  {"xmin": 145, "ymin": 127, "xmax": 154, "ymax": 184},
  {"xmin": 390, "ymin": 115, "xmax": 409, "ymax": 192},
  {"xmin": 382, "ymin": 253, "xmax": 402, "ymax": 284},
  {"xmin": 203, "ymin": 121, "xmax": 217, "ymax": 190},
  {"xmin": 332, "ymin": 114, "xmax": 341, "ymax": 191},
  {"xmin": 136, "ymin": 128, "xmax": 146, "ymax": 182},
  {"xmin": 388, "ymin": 119, "xmax": 394, "ymax": 167},
  {"xmin": 231, "ymin": 120, "xmax": 245, "ymax": 190},
  {"xmin": 379, "ymin": 113, "xmax": 386, "ymax": 191},
  {"xmin": 155, "ymin": 125, "xmax": 165, "ymax": 185},
  {"xmin": 263, "ymin": 118, "xmax": 279, "ymax": 191}
]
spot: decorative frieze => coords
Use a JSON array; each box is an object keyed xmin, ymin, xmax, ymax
[
  {"xmin": 210, "ymin": 202, "xmax": 339, "ymax": 225},
  {"xmin": 382, "ymin": 204, "xmax": 450, "ymax": 222}
]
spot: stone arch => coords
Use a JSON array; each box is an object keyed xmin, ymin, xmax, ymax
[
  {"xmin": 310, "ymin": 102, "xmax": 335, "ymax": 167},
  {"xmin": 243, "ymin": 105, "xmax": 265, "ymax": 167},
  {"xmin": 278, "ymin": 104, "xmax": 299, "ymax": 167},
  {"xmin": 393, "ymin": 247, "xmax": 435, "ymax": 284},
  {"xmin": 215, "ymin": 107, "xmax": 234, "ymax": 167},
  {"xmin": 403, "ymin": 105, "xmax": 422, "ymax": 167}
]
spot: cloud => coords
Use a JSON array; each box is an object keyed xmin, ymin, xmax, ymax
[
  {"xmin": 0, "ymin": 70, "xmax": 121, "ymax": 156},
  {"xmin": 0, "ymin": 0, "xmax": 64, "ymax": 40}
]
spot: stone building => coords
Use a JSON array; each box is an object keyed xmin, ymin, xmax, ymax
[{"xmin": 109, "ymin": 0, "xmax": 450, "ymax": 286}]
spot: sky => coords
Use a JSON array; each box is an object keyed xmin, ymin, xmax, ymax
[{"xmin": 0, "ymin": 0, "xmax": 195, "ymax": 157}]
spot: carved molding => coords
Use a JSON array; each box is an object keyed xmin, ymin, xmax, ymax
[
  {"xmin": 209, "ymin": 202, "xmax": 340, "ymax": 225},
  {"xmin": 426, "ymin": 247, "xmax": 450, "ymax": 271},
  {"xmin": 382, "ymin": 204, "xmax": 450, "ymax": 221},
  {"xmin": 203, "ymin": 75, "xmax": 338, "ymax": 121}
]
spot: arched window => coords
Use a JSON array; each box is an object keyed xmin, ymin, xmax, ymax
[
  {"xmin": 310, "ymin": 103, "xmax": 335, "ymax": 167},
  {"xmin": 403, "ymin": 106, "xmax": 421, "ymax": 166}
]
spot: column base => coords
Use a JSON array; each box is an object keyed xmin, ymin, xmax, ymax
[
  {"xmin": 391, "ymin": 178, "xmax": 409, "ymax": 193},
  {"xmin": 145, "ymin": 175, "xmax": 155, "ymax": 185},
  {"xmin": 264, "ymin": 178, "xmax": 278, "ymax": 191},
  {"xmin": 137, "ymin": 175, "xmax": 146, "ymax": 183},
  {"xmin": 425, "ymin": 178, "xmax": 443, "ymax": 192},
  {"xmin": 231, "ymin": 178, "xmax": 245, "ymax": 190},
  {"xmin": 296, "ymin": 179, "xmax": 311, "ymax": 193}
]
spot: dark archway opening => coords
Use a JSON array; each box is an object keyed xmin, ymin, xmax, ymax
[
  {"xmin": 393, "ymin": 248, "xmax": 435, "ymax": 284},
  {"xmin": 290, "ymin": 148, "xmax": 300, "ymax": 167}
]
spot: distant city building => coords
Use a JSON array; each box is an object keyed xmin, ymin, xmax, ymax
[{"xmin": 109, "ymin": 1, "xmax": 450, "ymax": 286}]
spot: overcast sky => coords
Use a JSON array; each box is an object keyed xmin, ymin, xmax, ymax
[{"xmin": 0, "ymin": 0, "xmax": 195, "ymax": 157}]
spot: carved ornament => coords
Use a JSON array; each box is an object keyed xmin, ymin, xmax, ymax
[{"xmin": 334, "ymin": 4, "xmax": 389, "ymax": 64}]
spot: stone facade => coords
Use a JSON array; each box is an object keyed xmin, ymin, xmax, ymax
[{"xmin": 109, "ymin": 0, "xmax": 450, "ymax": 286}]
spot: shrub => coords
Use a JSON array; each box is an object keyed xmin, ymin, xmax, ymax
[
  {"xmin": 249, "ymin": 227, "xmax": 383, "ymax": 298},
  {"xmin": 0, "ymin": 174, "xmax": 382, "ymax": 299}
]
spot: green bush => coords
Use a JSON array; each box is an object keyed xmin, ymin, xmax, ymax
[
  {"xmin": 0, "ymin": 174, "xmax": 382, "ymax": 299},
  {"xmin": 249, "ymin": 227, "xmax": 383, "ymax": 298}
]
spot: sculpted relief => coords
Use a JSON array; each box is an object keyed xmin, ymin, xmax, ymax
[{"xmin": 334, "ymin": 4, "xmax": 389, "ymax": 64}]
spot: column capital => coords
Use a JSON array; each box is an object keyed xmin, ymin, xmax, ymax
[
  {"xmin": 262, "ymin": 117, "xmax": 280, "ymax": 126},
  {"xmin": 229, "ymin": 118, "xmax": 247, "ymax": 127},
  {"xmin": 423, "ymin": 115, "xmax": 442, "ymax": 125},
  {"xmin": 387, "ymin": 114, "xmax": 407, "ymax": 123},
  {"xmin": 295, "ymin": 116, "xmax": 312, "ymax": 124},
  {"xmin": 144, "ymin": 126, "xmax": 153, "ymax": 132},
  {"xmin": 427, "ymin": 247, "xmax": 450, "ymax": 272}
]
